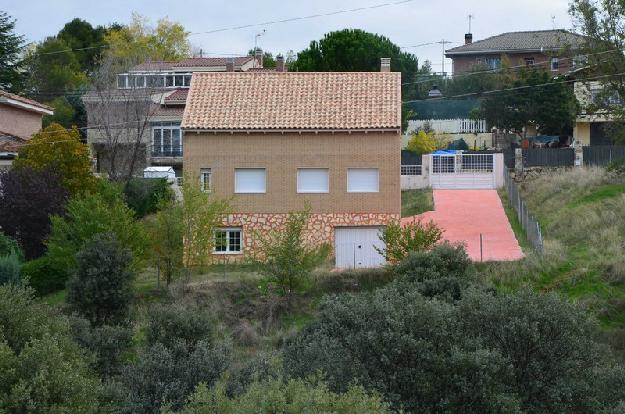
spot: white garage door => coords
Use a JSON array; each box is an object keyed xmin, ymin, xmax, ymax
[
  {"xmin": 430, "ymin": 153, "xmax": 496, "ymax": 189},
  {"xmin": 335, "ymin": 227, "xmax": 386, "ymax": 269}
]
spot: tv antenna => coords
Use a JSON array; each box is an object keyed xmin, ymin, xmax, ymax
[
  {"xmin": 468, "ymin": 14, "xmax": 474, "ymax": 33},
  {"xmin": 437, "ymin": 39, "xmax": 453, "ymax": 76},
  {"xmin": 551, "ymin": 15, "xmax": 556, "ymax": 29}
]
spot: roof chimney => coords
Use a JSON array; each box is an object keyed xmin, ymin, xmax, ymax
[
  {"xmin": 226, "ymin": 59, "xmax": 234, "ymax": 72},
  {"xmin": 380, "ymin": 57, "xmax": 391, "ymax": 72},
  {"xmin": 255, "ymin": 48, "xmax": 264, "ymax": 68},
  {"xmin": 465, "ymin": 33, "xmax": 473, "ymax": 45},
  {"xmin": 276, "ymin": 54, "xmax": 286, "ymax": 72}
]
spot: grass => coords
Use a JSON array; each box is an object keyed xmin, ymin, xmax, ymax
[
  {"xmin": 497, "ymin": 189, "xmax": 531, "ymax": 253},
  {"xmin": 483, "ymin": 167, "xmax": 625, "ymax": 353},
  {"xmin": 401, "ymin": 189, "xmax": 434, "ymax": 217}
]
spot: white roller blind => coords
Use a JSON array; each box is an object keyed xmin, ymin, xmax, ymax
[
  {"xmin": 235, "ymin": 168, "xmax": 266, "ymax": 193},
  {"xmin": 297, "ymin": 168, "xmax": 329, "ymax": 193},
  {"xmin": 347, "ymin": 168, "xmax": 379, "ymax": 193}
]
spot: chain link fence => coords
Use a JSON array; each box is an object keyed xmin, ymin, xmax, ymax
[{"xmin": 503, "ymin": 169, "xmax": 544, "ymax": 254}]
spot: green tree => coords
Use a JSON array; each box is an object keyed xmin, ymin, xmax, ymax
[
  {"xmin": 0, "ymin": 11, "xmax": 24, "ymax": 91},
  {"xmin": 148, "ymin": 198, "xmax": 184, "ymax": 286},
  {"xmin": 67, "ymin": 232, "xmax": 135, "ymax": 326},
  {"xmin": 43, "ymin": 96, "xmax": 76, "ymax": 128},
  {"xmin": 478, "ymin": 68, "xmax": 577, "ymax": 135},
  {"xmin": 0, "ymin": 284, "xmax": 101, "ymax": 412},
  {"xmin": 46, "ymin": 179, "xmax": 147, "ymax": 277},
  {"xmin": 254, "ymin": 207, "xmax": 330, "ymax": 298},
  {"xmin": 104, "ymin": 13, "xmax": 190, "ymax": 62},
  {"xmin": 406, "ymin": 130, "xmax": 437, "ymax": 154},
  {"xmin": 171, "ymin": 379, "xmax": 395, "ymax": 414},
  {"xmin": 248, "ymin": 48, "xmax": 276, "ymax": 68},
  {"xmin": 376, "ymin": 219, "xmax": 443, "ymax": 264},
  {"xmin": 57, "ymin": 18, "xmax": 107, "ymax": 74},
  {"xmin": 14, "ymin": 123, "xmax": 96, "ymax": 196}
]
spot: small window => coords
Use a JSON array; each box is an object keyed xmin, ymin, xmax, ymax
[
  {"xmin": 135, "ymin": 75, "xmax": 146, "ymax": 88},
  {"xmin": 200, "ymin": 168, "xmax": 212, "ymax": 193},
  {"xmin": 174, "ymin": 75, "xmax": 184, "ymax": 87},
  {"xmin": 184, "ymin": 74, "xmax": 192, "ymax": 86},
  {"xmin": 117, "ymin": 74, "xmax": 127, "ymax": 89},
  {"xmin": 297, "ymin": 168, "xmax": 329, "ymax": 193},
  {"xmin": 347, "ymin": 168, "xmax": 379, "ymax": 193},
  {"xmin": 166, "ymin": 75, "xmax": 174, "ymax": 87},
  {"xmin": 214, "ymin": 228, "xmax": 242, "ymax": 254},
  {"xmin": 524, "ymin": 57, "xmax": 535, "ymax": 66},
  {"xmin": 551, "ymin": 58, "xmax": 560, "ymax": 72},
  {"xmin": 235, "ymin": 168, "xmax": 266, "ymax": 193}
]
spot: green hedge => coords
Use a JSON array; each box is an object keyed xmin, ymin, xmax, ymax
[
  {"xmin": 21, "ymin": 255, "xmax": 69, "ymax": 296},
  {"xmin": 123, "ymin": 178, "xmax": 173, "ymax": 218}
]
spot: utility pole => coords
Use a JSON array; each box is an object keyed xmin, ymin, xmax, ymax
[
  {"xmin": 468, "ymin": 14, "xmax": 474, "ymax": 33},
  {"xmin": 437, "ymin": 39, "xmax": 452, "ymax": 77}
]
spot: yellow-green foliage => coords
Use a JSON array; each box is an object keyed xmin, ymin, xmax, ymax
[
  {"xmin": 406, "ymin": 130, "xmax": 437, "ymax": 154},
  {"xmin": 14, "ymin": 123, "xmax": 95, "ymax": 196}
]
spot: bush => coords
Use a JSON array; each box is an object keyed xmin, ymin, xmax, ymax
[
  {"xmin": 69, "ymin": 316, "xmax": 134, "ymax": 377},
  {"xmin": 0, "ymin": 253, "xmax": 21, "ymax": 286},
  {"xmin": 171, "ymin": 378, "xmax": 395, "ymax": 414},
  {"xmin": 146, "ymin": 302, "xmax": 213, "ymax": 348},
  {"xmin": 284, "ymin": 258, "xmax": 625, "ymax": 413},
  {"xmin": 255, "ymin": 207, "xmax": 330, "ymax": 297},
  {"xmin": 0, "ymin": 232, "xmax": 23, "ymax": 260},
  {"xmin": 0, "ymin": 284, "xmax": 101, "ymax": 412},
  {"xmin": 123, "ymin": 177, "xmax": 173, "ymax": 218},
  {"xmin": 67, "ymin": 232, "xmax": 135, "ymax": 326},
  {"xmin": 393, "ymin": 243, "xmax": 475, "ymax": 300},
  {"xmin": 20, "ymin": 254, "xmax": 69, "ymax": 295},
  {"xmin": 377, "ymin": 219, "xmax": 442, "ymax": 264},
  {"xmin": 117, "ymin": 339, "xmax": 231, "ymax": 413}
]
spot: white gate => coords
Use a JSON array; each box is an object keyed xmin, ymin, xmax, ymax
[
  {"xmin": 430, "ymin": 153, "xmax": 496, "ymax": 189},
  {"xmin": 335, "ymin": 227, "xmax": 386, "ymax": 269}
]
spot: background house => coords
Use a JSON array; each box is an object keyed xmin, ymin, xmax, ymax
[
  {"xmin": 83, "ymin": 50, "xmax": 287, "ymax": 178},
  {"xmin": 0, "ymin": 91, "xmax": 53, "ymax": 169},
  {"xmin": 574, "ymin": 81, "xmax": 625, "ymax": 146},
  {"xmin": 181, "ymin": 65, "xmax": 401, "ymax": 268},
  {"xmin": 445, "ymin": 30, "xmax": 585, "ymax": 76}
]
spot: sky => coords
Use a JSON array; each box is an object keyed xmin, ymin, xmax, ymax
[{"xmin": 6, "ymin": 0, "xmax": 573, "ymax": 73}]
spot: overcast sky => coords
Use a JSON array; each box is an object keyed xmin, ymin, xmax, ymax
[{"xmin": 6, "ymin": 0, "xmax": 573, "ymax": 73}]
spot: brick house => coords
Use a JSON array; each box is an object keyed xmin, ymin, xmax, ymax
[
  {"xmin": 83, "ymin": 50, "xmax": 286, "ymax": 178},
  {"xmin": 445, "ymin": 30, "xmax": 585, "ymax": 76},
  {"xmin": 181, "ymin": 63, "xmax": 401, "ymax": 268},
  {"xmin": 0, "ymin": 91, "xmax": 53, "ymax": 169}
]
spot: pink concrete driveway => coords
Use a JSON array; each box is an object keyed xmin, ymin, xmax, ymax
[{"xmin": 402, "ymin": 190, "xmax": 524, "ymax": 262}]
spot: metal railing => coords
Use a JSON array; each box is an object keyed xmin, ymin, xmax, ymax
[
  {"xmin": 152, "ymin": 148, "xmax": 183, "ymax": 157},
  {"xmin": 503, "ymin": 169, "xmax": 544, "ymax": 254},
  {"xmin": 401, "ymin": 165, "xmax": 422, "ymax": 176},
  {"xmin": 432, "ymin": 153, "xmax": 494, "ymax": 174}
]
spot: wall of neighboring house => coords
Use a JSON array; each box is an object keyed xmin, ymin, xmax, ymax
[
  {"xmin": 0, "ymin": 104, "xmax": 43, "ymax": 139},
  {"xmin": 451, "ymin": 52, "xmax": 572, "ymax": 75},
  {"xmin": 183, "ymin": 131, "xmax": 401, "ymax": 260}
]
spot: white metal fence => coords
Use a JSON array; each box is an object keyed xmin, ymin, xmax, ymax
[
  {"xmin": 401, "ymin": 165, "xmax": 422, "ymax": 176},
  {"xmin": 408, "ymin": 119, "xmax": 488, "ymax": 134}
]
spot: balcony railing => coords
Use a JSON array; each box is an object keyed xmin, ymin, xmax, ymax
[{"xmin": 151, "ymin": 148, "xmax": 183, "ymax": 157}]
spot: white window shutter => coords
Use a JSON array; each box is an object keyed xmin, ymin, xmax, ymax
[
  {"xmin": 298, "ymin": 169, "xmax": 329, "ymax": 193},
  {"xmin": 347, "ymin": 168, "xmax": 379, "ymax": 193},
  {"xmin": 235, "ymin": 169, "xmax": 266, "ymax": 193}
]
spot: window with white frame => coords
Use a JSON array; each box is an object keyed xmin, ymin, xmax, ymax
[
  {"xmin": 200, "ymin": 168, "xmax": 212, "ymax": 192},
  {"xmin": 550, "ymin": 57, "xmax": 560, "ymax": 72},
  {"xmin": 152, "ymin": 122, "xmax": 182, "ymax": 156},
  {"xmin": 347, "ymin": 168, "xmax": 379, "ymax": 193},
  {"xmin": 117, "ymin": 72, "xmax": 193, "ymax": 89},
  {"xmin": 235, "ymin": 168, "xmax": 266, "ymax": 193},
  {"xmin": 214, "ymin": 228, "xmax": 242, "ymax": 254},
  {"xmin": 297, "ymin": 168, "xmax": 329, "ymax": 193}
]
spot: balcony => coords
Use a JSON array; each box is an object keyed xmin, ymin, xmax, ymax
[{"xmin": 151, "ymin": 148, "xmax": 183, "ymax": 157}]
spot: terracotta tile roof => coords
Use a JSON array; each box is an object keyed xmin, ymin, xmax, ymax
[
  {"xmin": 0, "ymin": 90, "xmax": 53, "ymax": 112},
  {"xmin": 247, "ymin": 67, "xmax": 286, "ymax": 72},
  {"xmin": 130, "ymin": 61, "xmax": 177, "ymax": 72},
  {"xmin": 446, "ymin": 30, "xmax": 585, "ymax": 55},
  {"xmin": 0, "ymin": 132, "xmax": 26, "ymax": 152},
  {"xmin": 182, "ymin": 72, "xmax": 401, "ymax": 131},
  {"xmin": 153, "ymin": 105, "xmax": 185, "ymax": 117},
  {"xmin": 173, "ymin": 57, "xmax": 254, "ymax": 68},
  {"xmin": 164, "ymin": 89, "xmax": 188, "ymax": 104}
]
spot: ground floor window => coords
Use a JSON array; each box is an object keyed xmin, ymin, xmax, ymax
[{"xmin": 214, "ymin": 228, "xmax": 242, "ymax": 254}]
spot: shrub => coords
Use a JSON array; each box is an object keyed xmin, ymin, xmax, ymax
[
  {"xmin": 123, "ymin": 177, "xmax": 173, "ymax": 218},
  {"xmin": 20, "ymin": 254, "xmax": 69, "ymax": 295},
  {"xmin": 376, "ymin": 219, "xmax": 443, "ymax": 264},
  {"xmin": 393, "ymin": 243, "xmax": 475, "ymax": 300},
  {"xmin": 46, "ymin": 179, "xmax": 147, "ymax": 281},
  {"xmin": 0, "ymin": 253, "xmax": 21, "ymax": 286},
  {"xmin": 255, "ymin": 207, "xmax": 330, "ymax": 297},
  {"xmin": 171, "ymin": 378, "xmax": 395, "ymax": 414},
  {"xmin": 0, "ymin": 167, "xmax": 68, "ymax": 259},
  {"xmin": 69, "ymin": 316, "xmax": 134, "ymax": 377},
  {"xmin": 117, "ymin": 339, "xmax": 231, "ymax": 413},
  {"xmin": 0, "ymin": 232, "xmax": 23, "ymax": 260},
  {"xmin": 0, "ymin": 284, "xmax": 101, "ymax": 412},
  {"xmin": 147, "ymin": 198, "xmax": 184, "ymax": 286},
  {"xmin": 67, "ymin": 232, "xmax": 135, "ymax": 326},
  {"xmin": 146, "ymin": 302, "xmax": 213, "ymax": 348},
  {"xmin": 284, "ymin": 265, "xmax": 625, "ymax": 413}
]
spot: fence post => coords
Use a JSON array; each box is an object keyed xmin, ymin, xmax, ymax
[
  {"xmin": 574, "ymin": 144, "xmax": 583, "ymax": 167},
  {"xmin": 515, "ymin": 148, "xmax": 523, "ymax": 174}
]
